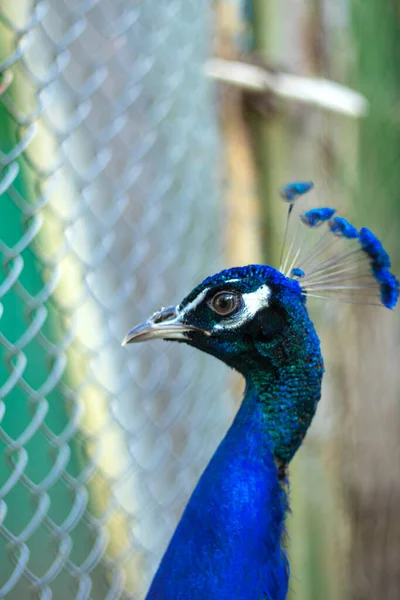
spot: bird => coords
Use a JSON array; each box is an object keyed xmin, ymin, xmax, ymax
[{"xmin": 122, "ymin": 182, "xmax": 398, "ymax": 600}]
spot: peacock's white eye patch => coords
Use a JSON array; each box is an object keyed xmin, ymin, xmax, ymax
[{"xmin": 208, "ymin": 291, "xmax": 243, "ymax": 317}]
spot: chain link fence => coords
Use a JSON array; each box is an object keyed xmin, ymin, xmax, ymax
[{"xmin": 0, "ymin": 1, "xmax": 232, "ymax": 597}]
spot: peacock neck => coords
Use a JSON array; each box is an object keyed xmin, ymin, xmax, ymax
[
  {"xmin": 241, "ymin": 305, "xmax": 324, "ymax": 465},
  {"xmin": 146, "ymin": 377, "xmax": 290, "ymax": 600}
]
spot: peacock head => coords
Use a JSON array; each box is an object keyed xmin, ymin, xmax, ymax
[
  {"xmin": 122, "ymin": 264, "xmax": 318, "ymax": 378},
  {"xmin": 123, "ymin": 182, "xmax": 399, "ymax": 378}
]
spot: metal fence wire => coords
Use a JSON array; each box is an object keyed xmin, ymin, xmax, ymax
[{"xmin": 0, "ymin": 1, "xmax": 232, "ymax": 598}]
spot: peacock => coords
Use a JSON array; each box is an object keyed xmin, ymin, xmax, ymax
[{"xmin": 122, "ymin": 182, "xmax": 399, "ymax": 600}]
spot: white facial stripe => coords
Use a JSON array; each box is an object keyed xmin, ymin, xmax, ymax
[
  {"xmin": 243, "ymin": 284, "xmax": 271, "ymax": 316},
  {"xmin": 213, "ymin": 284, "xmax": 271, "ymax": 331},
  {"xmin": 178, "ymin": 287, "xmax": 210, "ymax": 317}
]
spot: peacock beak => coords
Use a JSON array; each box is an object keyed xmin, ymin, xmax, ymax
[{"xmin": 122, "ymin": 305, "xmax": 209, "ymax": 346}]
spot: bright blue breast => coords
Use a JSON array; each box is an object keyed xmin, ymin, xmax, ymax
[{"xmin": 145, "ymin": 387, "xmax": 289, "ymax": 600}]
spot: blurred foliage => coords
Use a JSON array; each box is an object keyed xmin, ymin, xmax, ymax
[{"xmin": 351, "ymin": 0, "xmax": 400, "ymax": 268}]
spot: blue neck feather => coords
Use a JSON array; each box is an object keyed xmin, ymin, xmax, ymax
[
  {"xmin": 243, "ymin": 293, "xmax": 324, "ymax": 464},
  {"xmin": 145, "ymin": 305, "xmax": 323, "ymax": 600},
  {"xmin": 146, "ymin": 384, "xmax": 289, "ymax": 600}
]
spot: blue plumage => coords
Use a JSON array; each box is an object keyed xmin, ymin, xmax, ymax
[
  {"xmin": 371, "ymin": 265, "xmax": 399, "ymax": 309},
  {"xmin": 358, "ymin": 228, "xmax": 398, "ymax": 307},
  {"xmin": 287, "ymin": 192, "xmax": 399, "ymax": 309},
  {"xmin": 146, "ymin": 391, "xmax": 290, "ymax": 600},
  {"xmin": 290, "ymin": 268, "xmax": 305, "ymax": 278},
  {"xmin": 330, "ymin": 216, "xmax": 359, "ymax": 239},
  {"xmin": 359, "ymin": 227, "xmax": 391, "ymax": 267},
  {"xmin": 300, "ymin": 207, "xmax": 336, "ymax": 227},
  {"xmin": 280, "ymin": 181, "xmax": 314, "ymax": 202},
  {"xmin": 123, "ymin": 182, "xmax": 398, "ymax": 599}
]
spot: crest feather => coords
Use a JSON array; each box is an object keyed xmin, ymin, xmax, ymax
[{"xmin": 279, "ymin": 182, "xmax": 399, "ymax": 309}]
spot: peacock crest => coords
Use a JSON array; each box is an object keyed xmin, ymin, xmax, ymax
[{"xmin": 279, "ymin": 181, "xmax": 398, "ymax": 309}]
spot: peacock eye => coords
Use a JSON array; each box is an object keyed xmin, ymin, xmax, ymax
[{"xmin": 209, "ymin": 291, "xmax": 242, "ymax": 316}]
